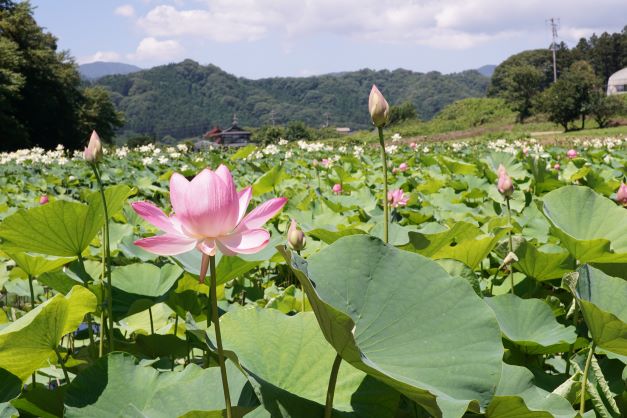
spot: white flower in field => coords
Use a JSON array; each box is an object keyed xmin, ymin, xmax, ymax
[
  {"xmin": 194, "ymin": 157, "xmax": 203, "ymax": 162},
  {"xmin": 58, "ymin": 157, "xmax": 68, "ymax": 165},
  {"xmin": 176, "ymin": 144, "xmax": 188, "ymax": 152},
  {"xmin": 166, "ymin": 147, "xmax": 176, "ymax": 153},
  {"xmin": 423, "ymin": 146, "xmax": 429, "ymax": 153},
  {"xmin": 69, "ymin": 175, "xmax": 76, "ymax": 181},
  {"xmin": 353, "ymin": 146, "xmax": 364, "ymax": 157},
  {"xmin": 56, "ymin": 144, "xmax": 64, "ymax": 151},
  {"xmin": 170, "ymin": 152, "xmax": 181, "ymax": 159},
  {"xmin": 603, "ymin": 155, "xmax": 611, "ymax": 164},
  {"xmin": 181, "ymin": 164, "xmax": 188, "ymax": 171},
  {"xmin": 391, "ymin": 133, "xmax": 402, "ymax": 142},
  {"xmin": 385, "ymin": 144, "xmax": 398, "ymax": 154},
  {"xmin": 158, "ymin": 156, "xmax": 169, "ymax": 164},
  {"xmin": 338, "ymin": 146, "xmax": 347, "ymax": 153},
  {"xmin": 278, "ymin": 139, "xmax": 288, "ymax": 146},
  {"xmin": 153, "ymin": 148, "xmax": 162, "ymax": 155},
  {"xmin": 263, "ymin": 144, "xmax": 280, "ymax": 155},
  {"xmin": 142, "ymin": 157, "xmax": 154, "ymax": 165},
  {"xmin": 285, "ymin": 150, "xmax": 293, "ymax": 159}
]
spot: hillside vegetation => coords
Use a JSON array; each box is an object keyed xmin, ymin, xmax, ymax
[{"xmin": 95, "ymin": 60, "xmax": 489, "ymax": 139}]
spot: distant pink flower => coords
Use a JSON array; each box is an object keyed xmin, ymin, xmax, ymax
[
  {"xmin": 616, "ymin": 183, "xmax": 627, "ymax": 207},
  {"xmin": 387, "ymin": 189, "xmax": 409, "ymax": 208},
  {"xmin": 497, "ymin": 170, "xmax": 514, "ymax": 198},
  {"xmin": 392, "ymin": 167, "xmax": 399, "ymax": 174},
  {"xmin": 132, "ymin": 165, "xmax": 287, "ymax": 257},
  {"xmin": 553, "ymin": 163, "xmax": 560, "ymax": 170},
  {"xmin": 398, "ymin": 162, "xmax": 408, "ymax": 172},
  {"xmin": 410, "ymin": 142, "xmax": 417, "ymax": 150},
  {"xmin": 332, "ymin": 183, "xmax": 342, "ymax": 195},
  {"xmin": 39, "ymin": 195, "xmax": 49, "ymax": 205},
  {"xmin": 523, "ymin": 147, "xmax": 529, "ymax": 156},
  {"xmin": 321, "ymin": 158, "xmax": 331, "ymax": 168},
  {"xmin": 567, "ymin": 149, "xmax": 577, "ymax": 159}
]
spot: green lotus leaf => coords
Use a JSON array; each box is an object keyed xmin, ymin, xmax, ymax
[
  {"xmin": 0, "ymin": 185, "xmax": 132, "ymax": 257},
  {"xmin": 64, "ymin": 352, "xmax": 256, "ymax": 418},
  {"xmin": 566, "ymin": 265, "xmax": 627, "ymax": 356},
  {"xmin": 483, "ymin": 152, "xmax": 528, "ymax": 180},
  {"xmin": 512, "ymin": 241, "xmax": 573, "ymax": 281},
  {"xmin": 252, "ymin": 164, "xmax": 286, "ymax": 196},
  {"xmin": 0, "ymin": 285, "xmax": 97, "ymax": 381},
  {"xmin": 485, "ymin": 294, "xmax": 577, "ymax": 354},
  {"xmin": 0, "ymin": 368, "xmax": 20, "ymax": 418},
  {"xmin": 111, "ymin": 263, "xmax": 183, "ymax": 320},
  {"xmin": 308, "ymin": 227, "xmax": 366, "ymax": 244},
  {"xmin": 217, "ymin": 308, "xmax": 400, "ymax": 418},
  {"xmin": 487, "ymin": 364, "xmax": 576, "ymax": 417},
  {"xmin": 280, "ymin": 235, "xmax": 504, "ymax": 418},
  {"xmin": 542, "ymin": 186, "xmax": 627, "ymax": 263},
  {"xmin": 3, "ymin": 252, "xmax": 75, "ymax": 277}
]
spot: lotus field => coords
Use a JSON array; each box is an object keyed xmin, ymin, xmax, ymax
[{"xmin": 1, "ymin": 118, "xmax": 627, "ymax": 416}]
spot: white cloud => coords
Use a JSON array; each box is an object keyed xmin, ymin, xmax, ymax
[
  {"xmin": 127, "ymin": 37, "xmax": 185, "ymax": 62},
  {"xmin": 135, "ymin": 0, "xmax": 627, "ymax": 49},
  {"xmin": 79, "ymin": 51, "xmax": 122, "ymax": 64},
  {"xmin": 114, "ymin": 4, "xmax": 135, "ymax": 17}
]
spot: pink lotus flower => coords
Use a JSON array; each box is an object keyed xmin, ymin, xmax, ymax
[
  {"xmin": 39, "ymin": 195, "xmax": 49, "ymax": 205},
  {"xmin": 410, "ymin": 142, "xmax": 417, "ymax": 150},
  {"xmin": 398, "ymin": 162, "xmax": 408, "ymax": 172},
  {"xmin": 332, "ymin": 183, "xmax": 342, "ymax": 195},
  {"xmin": 369, "ymin": 85, "xmax": 389, "ymax": 128},
  {"xmin": 566, "ymin": 149, "xmax": 577, "ymax": 159},
  {"xmin": 496, "ymin": 163, "xmax": 507, "ymax": 177},
  {"xmin": 84, "ymin": 130, "xmax": 103, "ymax": 163},
  {"xmin": 387, "ymin": 189, "xmax": 409, "ymax": 208},
  {"xmin": 132, "ymin": 165, "xmax": 287, "ymax": 257},
  {"xmin": 497, "ymin": 170, "xmax": 514, "ymax": 198},
  {"xmin": 287, "ymin": 219, "xmax": 306, "ymax": 251},
  {"xmin": 321, "ymin": 158, "xmax": 331, "ymax": 168},
  {"xmin": 553, "ymin": 163, "xmax": 560, "ymax": 170},
  {"xmin": 616, "ymin": 183, "xmax": 627, "ymax": 206}
]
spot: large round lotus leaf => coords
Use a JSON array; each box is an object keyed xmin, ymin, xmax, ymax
[
  {"xmin": 64, "ymin": 352, "xmax": 256, "ymax": 418},
  {"xmin": 512, "ymin": 242, "xmax": 573, "ymax": 282},
  {"xmin": 0, "ymin": 185, "xmax": 132, "ymax": 257},
  {"xmin": 566, "ymin": 264, "xmax": 627, "ymax": 355},
  {"xmin": 487, "ymin": 364, "xmax": 576, "ymax": 418},
  {"xmin": 220, "ymin": 309, "xmax": 399, "ymax": 418},
  {"xmin": 216, "ymin": 308, "xmax": 400, "ymax": 418},
  {"xmin": 280, "ymin": 235, "xmax": 504, "ymax": 418},
  {"xmin": 111, "ymin": 262, "xmax": 183, "ymax": 320},
  {"xmin": 0, "ymin": 285, "xmax": 96, "ymax": 381},
  {"xmin": 542, "ymin": 186, "xmax": 627, "ymax": 263},
  {"xmin": 485, "ymin": 294, "xmax": 577, "ymax": 354},
  {"xmin": 4, "ymin": 252, "xmax": 75, "ymax": 277}
]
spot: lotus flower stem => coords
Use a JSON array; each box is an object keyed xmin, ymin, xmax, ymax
[
  {"xmin": 324, "ymin": 353, "xmax": 342, "ymax": 418},
  {"xmin": 580, "ymin": 341, "xmax": 596, "ymax": 414},
  {"xmin": 505, "ymin": 198, "xmax": 514, "ymax": 295},
  {"xmin": 54, "ymin": 346, "xmax": 70, "ymax": 383},
  {"xmin": 148, "ymin": 306, "xmax": 155, "ymax": 334},
  {"xmin": 174, "ymin": 314, "xmax": 179, "ymax": 337},
  {"xmin": 91, "ymin": 164, "xmax": 114, "ymax": 352},
  {"xmin": 76, "ymin": 253, "xmax": 96, "ymax": 350},
  {"xmin": 202, "ymin": 254, "xmax": 233, "ymax": 418},
  {"xmin": 378, "ymin": 127, "xmax": 389, "ymax": 244}
]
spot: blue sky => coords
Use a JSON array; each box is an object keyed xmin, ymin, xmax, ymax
[{"xmin": 30, "ymin": 0, "xmax": 627, "ymax": 79}]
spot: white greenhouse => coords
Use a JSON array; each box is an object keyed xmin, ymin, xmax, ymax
[{"xmin": 607, "ymin": 67, "xmax": 627, "ymax": 95}]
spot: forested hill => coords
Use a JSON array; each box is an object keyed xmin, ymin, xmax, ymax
[{"xmin": 95, "ymin": 59, "xmax": 489, "ymax": 139}]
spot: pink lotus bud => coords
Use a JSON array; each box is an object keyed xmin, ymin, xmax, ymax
[
  {"xmin": 39, "ymin": 195, "xmax": 49, "ymax": 205},
  {"xmin": 84, "ymin": 130, "xmax": 103, "ymax": 163},
  {"xmin": 410, "ymin": 142, "xmax": 417, "ymax": 150},
  {"xmin": 523, "ymin": 147, "xmax": 529, "ymax": 156},
  {"xmin": 287, "ymin": 219, "xmax": 306, "ymax": 251},
  {"xmin": 332, "ymin": 183, "xmax": 342, "ymax": 195},
  {"xmin": 399, "ymin": 162, "xmax": 408, "ymax": 172},
  {"xmin": 387, "ymin": 189, "xmax": 409, "ymax": 208},
  {"xmin": 496, "ymin": 164, "xmax": 507, "ymax": 177},
  {"xmin": 392, "ymin": 167, "xmax": 399, "ymax": 174},
  {"xmin": 497, "ymin": 172, "xmax": 514, "ymax": 198},
  {"xmin": 321, "ymin": 158, "xmax": 331, "ymax": 168},
  {"xmin": 553, "ymin": 163, "xmax": 560, "ymax": 170},
  {"xmin": 616, "ymin": 183, "xmax": 627, "ymax": 207},
  {"xmin": 566, "ymin": 149, "xmax": 577, "ymax": 159},
  {"xmin": 368, "ymin": 85, "xmax": 389, "ymax": 128}
]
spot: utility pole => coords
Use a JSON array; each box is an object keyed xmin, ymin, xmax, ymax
[
  {"xmin": 548, "ymin": 18, "xmax": 560, "ymax": 83},
  {"xmin": 269, "ymin": 109, "xmax": 276, "ymax": 126},
  {"xmin": 323, "ymin": 112, "xmax": 330, "ymax": 128}
]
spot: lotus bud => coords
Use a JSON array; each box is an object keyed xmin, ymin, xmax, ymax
[
  {"xmin": 287, "ymin": 219, "xmax": 306, "ymax": 251},
  {"xmin": 497, "ymin": 171, "xmax": 514, "ymax": 198},
  {"xmin": 399, "ymin": 162, "xmax": 408, "ymax": 172},
  {"xmin": 332, "ymin": 183, "xmax": 342, "ymax": 195},
  {"xmin": 553, "ymin": 163, "xmax": 560, "ymax": 170},
  {"xmin": 502, "ymin": 252, "xmax": 519, "ymax": 267},
  {"xmin": 496, "ymin": 163, "xmax": 507, "ymax": 177},
  {"xmin": 410, "ymin": 142, "xmax": 417, "ymax": 150},
  {"xmin": 84, "ymin": 130, "xmax": 103, "ymax": 163},
  {"xmin": 566, "ymin": 149, "xmax": 577, "ymax": 159},
  {"xmin": 368, "ymin": 84, "xmax": 389, "ymax": 128},
  {"xmin": 39, "ymin": 195, "xmax": 49, "ymax": 205},
  {"xmin": 616, "ymin": 182, "xmax": 627, "ymax": 207}
]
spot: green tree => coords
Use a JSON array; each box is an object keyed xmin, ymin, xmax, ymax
[
  {"xmin": 388, "ymin": 102, "xmax": 417, "ymax": 125},
  {"xmin": 500, "ymin": 65, "xmax": 543, "ymax": 122},
  {"xmin": 0, "ymin": 1, "xmax": 123, "ymax": 151},
  {"xmin": 285, "ymin": 121, "xmax": 312, "ymax": 141},
  {"xmin": 78, "ymin": 86, "xmax": 124, "ymax": 143},
  {"xmin": 253, "ymin": 125, "xmax": 285, "ymax": 144},
  {"xmin": 589, "ymin": 92, "xmax": 625, "ymax": 128}
]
